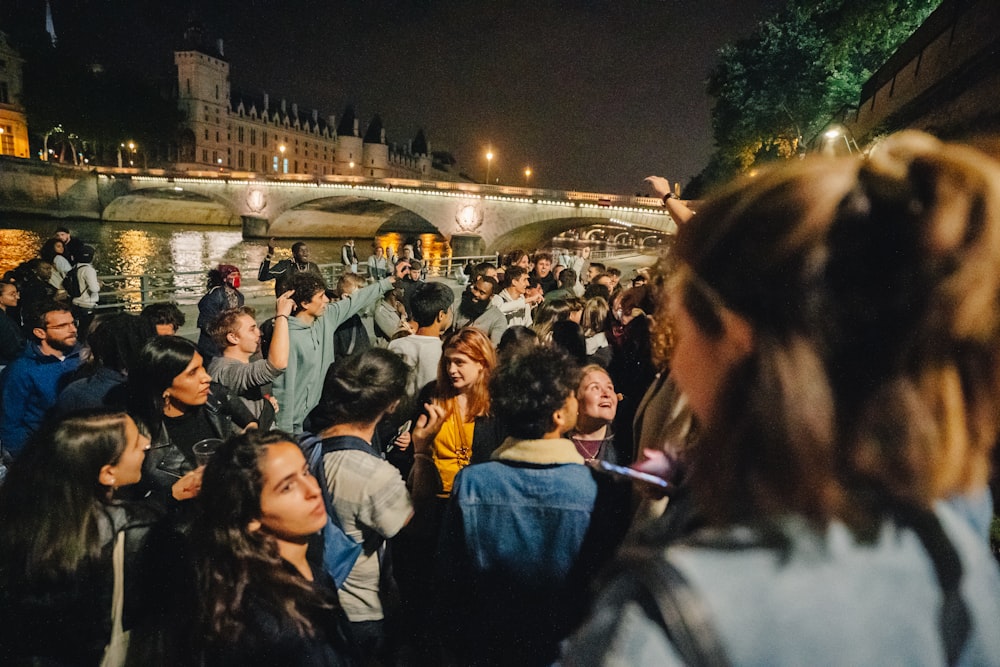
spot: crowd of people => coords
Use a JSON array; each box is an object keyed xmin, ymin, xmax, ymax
[{"xmin": 1, "ymin": 130, "xmax": 999, "ymax": 666}]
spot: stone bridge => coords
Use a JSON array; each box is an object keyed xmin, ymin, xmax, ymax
[{"xmin": 99, "ymin": 172, "xmax": 675, "ymax": 253}]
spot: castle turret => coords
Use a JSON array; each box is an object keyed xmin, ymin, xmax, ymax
[
  {"xmin": 335, "ymin": 105, "xmax": 363, "ymax": 173},
  {"xmin": 363, "ymin": 114, "xmax": 388, "ymax": 178},
  {"xmin": 175, "ymin": 44, "xmax": 230, "ymax": 167}
]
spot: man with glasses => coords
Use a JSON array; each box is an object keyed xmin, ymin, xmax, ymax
[{"xmin": 0, "ymin": 301, "xmax": 82, "ymax": 458}]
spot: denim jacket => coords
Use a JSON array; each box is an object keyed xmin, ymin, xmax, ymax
[{"xmin": 437, "ymin": 437, "xmax": 629, "ymax": 667}]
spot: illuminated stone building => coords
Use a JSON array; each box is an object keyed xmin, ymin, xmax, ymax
[
  {"xmin": 174, "ymin": 39, "xmax": 450, "ymax": 180},
  {"xmin": 0, "ymin": 31, "xmax": 30, "ymax": 159}
]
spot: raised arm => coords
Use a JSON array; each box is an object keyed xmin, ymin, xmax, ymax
[
  {"xmin": 644, "ymin": 175, "xmax": 694, "ymax": 225},
  {"xmin": 266, "ymin": 290, "xmax": 295, "ymax": 370},
  {"xmin": 257, "ymin": 237, "xmax": 286, "ymax": 282}
]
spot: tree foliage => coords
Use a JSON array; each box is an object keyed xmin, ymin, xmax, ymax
[{"xmin": 697, "ymin": 0, "xmax": 940, "ymax": 192}]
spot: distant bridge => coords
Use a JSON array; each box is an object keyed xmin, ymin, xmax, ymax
[{"xmin": 100, "ymin": 171, "xmax": 675, "ymax": 253}]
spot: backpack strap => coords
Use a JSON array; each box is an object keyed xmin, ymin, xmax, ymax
[
  {"xmin": 299, "ymin": 433, "xmax": 364, "ymax": 588},
  {"xmin": 614, "ymin": 545, "xmax": 731, "ymax": 667},
  {"xmin": 321, "ymin": 434, "xmax": 381, "ymax": 457},
  {"xmin": 889, "ymin": 504, "xmax": 971, "ymax": 666}
]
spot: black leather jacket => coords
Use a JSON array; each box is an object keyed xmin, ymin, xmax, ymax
[{"xmin": 139, "ymin": 383, "xmax": 249, "ymax": 504}]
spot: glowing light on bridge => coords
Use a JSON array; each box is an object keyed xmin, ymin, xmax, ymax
[{"xmin": 125, "ymin": 175, "xmax": 670, "ymax": 217}]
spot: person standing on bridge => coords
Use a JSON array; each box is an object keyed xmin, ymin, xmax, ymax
[{"xmin": 257, "ymin": 238, "xmax": 321, "ymax": 296}]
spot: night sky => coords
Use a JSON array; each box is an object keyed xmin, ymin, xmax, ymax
[{"xmin": 9, "ymin": 0, "xmax": 786, "ymax": 194}]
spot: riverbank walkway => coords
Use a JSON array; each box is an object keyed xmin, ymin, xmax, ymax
[{"xmin": 94, "ymin": 249, "xmax": 659, "ymax": 341}]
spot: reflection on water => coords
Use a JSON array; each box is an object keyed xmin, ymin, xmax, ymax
[
  {"xmin": 0, "ymin": 217, "xmax": 451, "ymax": 281},
  {"xmin": 0, "ymin": 229, "xmax": 45, "ymax": 273}
]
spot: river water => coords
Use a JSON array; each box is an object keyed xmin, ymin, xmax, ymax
[{"xmin": 0, "ymin": 216, "xmax": 450, "ymax": 280}]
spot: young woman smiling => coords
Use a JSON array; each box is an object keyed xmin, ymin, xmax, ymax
[
  {"xmin": 0, "ymin": 411, "xmax": 161, "ymax": 664},
  {"xmin": 564, "ymin": 364, "xmax": 620, "ymax": 464}
]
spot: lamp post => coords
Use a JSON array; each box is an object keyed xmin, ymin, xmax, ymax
[
  {"xmin": 128, "ymin": 141, "xmax": 136, "ymax": 167},
  {"xmin": 485, "ymin": 150, "xmax": 493, "ymax": 185},
  {"xmin": 524, "ymin": 166, "xmax": 532, "ymax": 186}
]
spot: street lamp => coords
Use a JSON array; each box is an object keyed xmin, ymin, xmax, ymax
[
  {"xmin": 524, "ymin": 166, "xmax": 532, "ymax": 186},
  {"xmin": 485, "ymin": 149, "xmax": 493, "ymax": 185},
  {"xmin": 279, "ymin": 144, "xmax": 286, "ymax": 174},
  {"xmin": 128, "ymin": 141, "xmax": 136, "ymax": 167}
]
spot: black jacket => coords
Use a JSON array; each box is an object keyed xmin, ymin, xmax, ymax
[{"xmin": 0, "ymin": 502, "xmax": 163, "ymax": 665}]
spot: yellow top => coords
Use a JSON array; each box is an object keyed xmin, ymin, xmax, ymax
[{"xmin": 433, "ymin": 411, "xmax": 475, "ymax": 495}]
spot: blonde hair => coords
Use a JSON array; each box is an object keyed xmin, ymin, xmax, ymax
[{"xmin": 674, "ymin": 131, "xmax": 1000, "ymax": 527}]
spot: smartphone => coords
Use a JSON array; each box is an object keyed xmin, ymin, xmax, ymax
[
  {"xmin": 385, "ymin": 420, "xmax": 412, "ymax": 454},
  {"xmin": 589, "ymin": 460, "xmax": 670, "ymax": 489}
]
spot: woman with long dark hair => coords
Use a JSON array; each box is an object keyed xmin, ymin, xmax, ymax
[
  {"xmin": 190, "ymin": 429, "xmax": 355, "ymax": 665},
  {"xmin": 565, "ymin": 132, "xmax": 1000, "ymax": 664},
  {"xmin": 129, "ymin": 336, "xmax": 254, "ymax": 503},
  {"xmin": 0, "ymin": 410, "xmax": 159, "ymax": 664},
  {"xmin": 39, "ymin": 237, "xmax": 72, "ymax": 289}
]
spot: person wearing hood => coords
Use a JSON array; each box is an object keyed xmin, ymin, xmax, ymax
[
  {"xmin": 272, "ymin": 271, "xmax": 395, "ymax": 433},
  {"xmin": 196, "ymin": 264, "xmax": 243, "ymax": 365}
]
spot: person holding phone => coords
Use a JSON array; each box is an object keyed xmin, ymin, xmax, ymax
[
  {"xmin": 565, "ymin": 132, "xmax": 1000, "ymax": 665},
  {"xmin": 394, "ymin": 328, "xmax": 506, "ymax": 664}
]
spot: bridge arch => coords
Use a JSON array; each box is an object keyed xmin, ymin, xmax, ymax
[
  {"xmin": 103, "ymin": 185, "xmax": 241, "ymax": 226},
  {"xmin": 266, "ymin": 194, "xmax": 445, "ymax": 241}
]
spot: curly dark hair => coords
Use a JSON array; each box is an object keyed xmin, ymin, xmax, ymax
[
  {"xmin": 287, "ymin": 273, "xmax": 328, "ymax": 313},
  {"xmin": 490, "ymin": 346, "xmax": 580, "ymax": 439},
  {"xmin": 191, "ymin": 430, "xmax": 332, "ymax": 643}
]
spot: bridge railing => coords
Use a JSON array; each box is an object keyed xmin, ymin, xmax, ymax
[
  {"xmin": 90, "ymin": 245, "xmax": 649, "ymax": 314},
  {"xmin": 102, "ymin": 166, "xmax": 668, "ymax": 210},
  {"xmin": 93, "ymin": 255, "xmax": 504, "ymax": 313}
]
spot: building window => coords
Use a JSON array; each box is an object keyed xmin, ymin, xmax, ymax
[
  {"xmin": 212, "ymin": 150, "xmax": 218, "ymax": 164},
  {"xmin": 262, "ymin": 133, "xmax": 268, "ymax": 148},
  {"xmin": 250, "ymin": 129, "xmax": 256, "ymax": 146},
  {"xmin": 215, "ymin": 84, "xmax": 219, "ymax": 99},
  {"xmin": 186, "ymin": 79, "xmax": 190, "ymax": 94},
  {"xmin": 250, "ymin": 152, "xmax": 256, "ymax": 170},
  {"xmin": 0, "ymin": 124, "xmax": 13, "ymax": 154},
  {"xmin": 273, "ymin": 155, "xmax": 279, "ymax": 173},
  {"xmin": 216, "ymin": 131, "xmax": 220, "ymax": 142},
  {"xmin": 238, "ymin": 150, "xmax": 244, "ymax": 169},
  {"xmin": 204, "ymin": 129, "xmax": 209, "ymax": 140},
  {"xmin": 202, "ymin": 149, "xmax": 208, "ymax": 162},
  {"xmin": 283, "ymin": 158, "xmax": 289, "ymax": 174}
]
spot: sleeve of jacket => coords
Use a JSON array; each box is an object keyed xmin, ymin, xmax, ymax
[
  {"xmin": 0, "ymin": 362, "xmax": 34, "ymax": 456},
  {"xmin": 257, "ymin": 258, "xmax": 290, "ymax": 282},
  {"xmin": 319, "ymin": 277, "xmax": 393, "ymax": 335}
]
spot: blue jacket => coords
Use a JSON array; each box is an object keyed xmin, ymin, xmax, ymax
[
  {"xmin": 0, "ymin": 342, "xmax": 81, "ymax": 457},
  {"xmin": 437, "ymin": 437, "xmax": 629, "ymax": 667}
]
